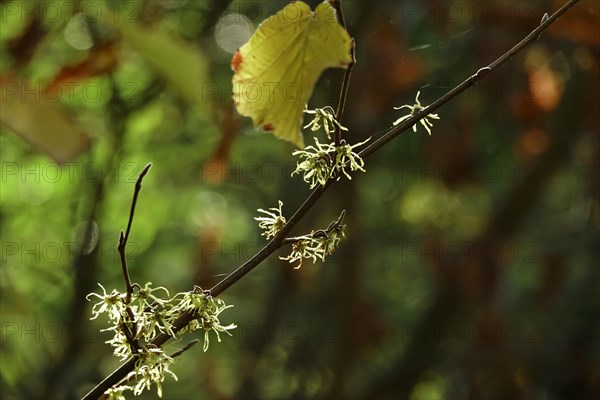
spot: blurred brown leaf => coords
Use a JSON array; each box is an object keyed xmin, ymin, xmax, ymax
[
  {"xmin": 0, "ymin": 74, "xmax": 90, "ymax": 163},
  {"xmin": 528, "ymin": 67, "xmax": 564, "ymax": 112}
]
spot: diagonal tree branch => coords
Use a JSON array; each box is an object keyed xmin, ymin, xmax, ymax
[{"xmin": 81, "ymin": 0, "xmax": 581, "ymax": 398}]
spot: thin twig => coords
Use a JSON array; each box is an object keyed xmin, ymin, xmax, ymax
[
  {"xmin": 121, "ymin": 163, "xmax": 152, "ymax": 248},
  {"xmin": 118, "ymin": 163, "xmax": 152, "ymax": 303},
  {"xmin": 117, "ymin": 163, "xmax": 152, "ymax": 354},
  {"xmin": 281, "ymin": 209, "xmax": 346, "ymax": 245},
  {"xmin": 331, "ymin": 0, "xmax": 355, "ymax": 146},
  {"xmin": 170, "ymin": 340, "xmax": 201, "ymax": 358},
  {"xmin": 81, "ymin": 1, "xmax": 580, "ymax": 398}
]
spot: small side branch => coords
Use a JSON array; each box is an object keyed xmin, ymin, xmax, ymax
[
  {"xmin": 282, "ymin": 209, "xmax": 346, "ymax": 245},
  {"xmin": 331, "ymin": 0, "xmax": 355, "ymax": 145},
  {"xmin": 170, "ymin": 339, "xmax": 201, "ymax": 359},
  {"xmin": 118, "ymin": 163, "xmax": 152, "ymax": 303}
]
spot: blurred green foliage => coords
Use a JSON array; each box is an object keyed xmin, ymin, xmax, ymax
[{"xmin": 1, "ymin": 1, "xmax": 598, "ymax": 399}]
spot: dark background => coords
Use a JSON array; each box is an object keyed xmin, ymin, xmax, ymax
[{"xmin": 1, "ymin": 1, "xmax": 598, "ymax": 399}]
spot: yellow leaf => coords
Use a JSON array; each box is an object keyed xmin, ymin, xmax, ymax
[{"xmin": 232, "ymin": 1, "xmax": 352, "ymax": 148}]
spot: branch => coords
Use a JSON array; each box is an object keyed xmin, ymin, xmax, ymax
[
  {"xmin": 281, "ymin": 209, "xmax": 346, "ymax": 245},
  {"xmin": 330, "ymin": 0, "xmax": 355, "ymax": 146},
  {"xmin": 169, "ymin": 340, "xmax": 201, "ymax": 359},
  {"xmin": 116, "ymin": 163, "xmax": 152, "ymax": 354},
  {"xmin": 210, "ymin": 184, "xmax": 329, "ymax": 296},
  {"xmin": 118, "ymin": 163, "xmax": 152, "ymax": 303},
  {"xmin": 81, "ymin": 1, "xmax": 581, "ymax": 398},
  {"xmin": 81, "ymin": 184, "xmax": 328, "ymax": 400}
]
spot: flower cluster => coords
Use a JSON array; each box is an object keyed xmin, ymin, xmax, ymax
[
  {"xmin": 174, "ymin": 290, "xmax": 237, "ymax": 352},
  {"xmin": 103, "ymin": 346, "xmax": 178, "ymax": 399},
  {"xmin": 304, "ymin": 106, "xmax": 348, "ymax": 139},
  {"xmin": 280, "ymin": 212, "xmax": 346, "ymax": 269},
  {"xmin": 87, "ymin": 283, "xmax": 236, "ymax": 398},
  {"xmin": 392, "ymin": 91, "xmax": 440, "ymax": 135},
  {"xmin": 292, "ymin": 137, "xmax": 369, "ymax": 189},
  {"xmin": 129, "ymin": 346, "xmax": 177, "ymax": 397},
  {"xmin": 254, "ymin": 200, "xmax": 286, "ymax": 239}
]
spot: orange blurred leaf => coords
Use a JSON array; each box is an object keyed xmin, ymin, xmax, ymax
[
  {"xmin": 528, "ymin": 67, "xmax": 563, "ymax": 112},
  {"xmin": 47, "ymin": 41, "xmax": 118, "ymax": 98}
]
